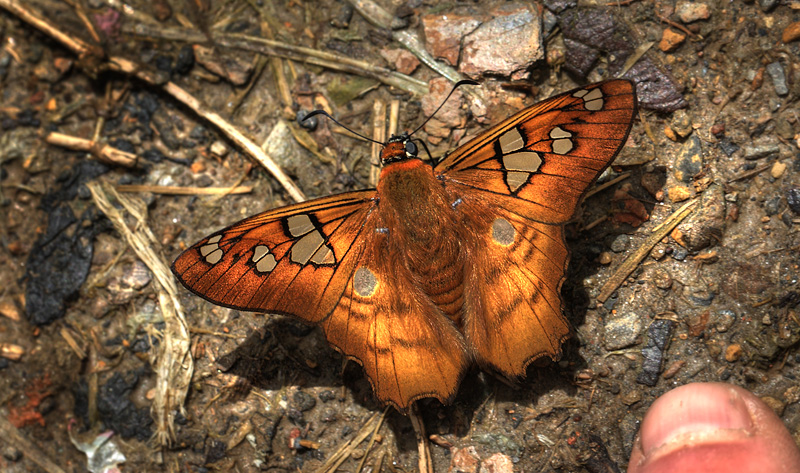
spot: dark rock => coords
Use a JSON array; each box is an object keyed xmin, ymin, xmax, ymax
[
  {"xmin": 787, "ymin": 188, "xmax": 800, "ymax": 215},
  {"xmin": 293, "ymin": 390, "xmax": 317, "ymax": 412},
  {"xmin": 673, "ymin": 135, "xmax": 703, "ymax": 182},
  {"xmin": 637, "ymin": 319, "xmax": 676, "ymax": 386}
]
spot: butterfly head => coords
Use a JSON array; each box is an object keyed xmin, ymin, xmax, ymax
[{"xmin": 381, "ymin": 132, "xmax": 418, "ymax": 164}]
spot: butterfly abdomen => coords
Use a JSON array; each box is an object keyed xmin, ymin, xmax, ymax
[{"xmin": 377, "ymin": 158, "xmax": 468, "ymax": 321}]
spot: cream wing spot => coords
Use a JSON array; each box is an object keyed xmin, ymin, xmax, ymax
[
  {"xmin": 252, "ymin": 245, "xmax": 277, "ymax": 273},
  {"xmin": 550, "ymin": 126, "xmax": 574, "ymax": 155},
  {"xmin": 499, "ymin": 127, "xmax": 542, "ymax": 192},
  {"xmin": 491, "ymin": 218, "xmax": 516, "ymax": 246},
  {"xmin": 205, "ymin": 248, "xmax": 223, "ymax": 264},
  {"xmin": 503, "ymin": 151, "xmax": 542, "ymax": 173},
  {"xmin": 499, "ymin": 127, "xmax": 525, "ymax": 153},
  {"xmin": 283, "ymin": 213, "xmax": 336, "ymax": 266},
  {"xmin": 581, "ymin": 88, "xmax": 604, "ymax": 111},
  {"xmin": 310, "ymin": 244, "xmax": 335, "ymax": 265},
  {"xmin": 200, "ymin": 235, "xmax": 224, "ymax": 264},
  {"xmin": 353, "ymin": 267, "xmax": 378, "ymax": 298},
  {"xmin": 287, "ymin": 214, "xmax": 314, "ymax": 237},
  {"xmin": 291, "ymin": 231, "xmax": 324, "ymax": 264},
  {"xmin": 506, "ymin": 171, "xmax": 529, "ymax": 192}
]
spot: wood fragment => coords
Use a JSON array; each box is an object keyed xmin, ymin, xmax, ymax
[
  {"xmin": 313, "ymin": 412, "xmax": 382, "ymax": 473},
  {"xmin": 370, "ymin": 100, "xmax": 386, "ymax": 187},
  {"xmin": 656, "ymin": 13, "xmax": 702, "ymax": 40},
  {"xmin": 409, "ymin": 402, "xmax": 433, "ymax": 473},
  {"xmin": 115, "ymin": 184, "xmax": 252, "ymax": 195},
  {"xmin": 0, "ymin": 342, "xmax": 24, "ymax": 361},
  {"xmin": 585, "ymin": 172, "xmax": 630, "ymax": 199},
  {"xmin": 597, "ymin": 199, "xmax": 698, "ymax": 303},
  {"xmin": 121, "ymin": 21, "xmax": 427, "ymax": 96},
  {"xmin": 0, "ymin": 299, "xmax": 22, "ymax": 321},
  {"xmin": 355, "ymin": 407, "xmax": 389, "ymax": 473},
  {"xmin": 46, "ymin": 132, "xmax": 138, "ymax": 168},
  {"xmin": 59, "ymin": 327, "xmax": 87, "ymax": 360},
  {"xmin": 346, "ymin": 0, "xmax": 476, "ymax": 99},
  {"xmin": 727, "ymin": 163, "xmax": 771, "ymax": 183}
]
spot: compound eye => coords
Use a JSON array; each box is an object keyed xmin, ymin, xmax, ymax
[{"xmin": 405, "ymin": 140, "xmax": 418, "ymax": 156}]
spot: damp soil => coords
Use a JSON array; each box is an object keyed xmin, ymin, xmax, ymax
[{"xmin": 1, "ymin": 0, "xmax": 799, "ymax": 472}]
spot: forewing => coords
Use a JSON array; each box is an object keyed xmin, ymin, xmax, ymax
[
  {"xmin": 436, "ymin": 80, "xmax": 637, "ymax": 224},
  {"xmin": 172, "ymin": 191, "xmax": 376, "ymax": 319}
]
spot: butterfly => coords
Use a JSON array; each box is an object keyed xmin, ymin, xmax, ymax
[{"xmin": 172, "ymin": 80, "xmax": 637, "ymax": 410}]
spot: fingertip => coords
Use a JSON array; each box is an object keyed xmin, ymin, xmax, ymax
[{"xmin": 628, "ymin": 382, "xmax": 800, "ymax": 473}]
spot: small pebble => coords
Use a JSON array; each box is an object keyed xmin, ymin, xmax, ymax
[
  {"xmin": 725, "ymin": 343, "xmax": 743, "ymax": 362},
  {"xmin": 598, "ymin": 252, "xmax": 613, "ymax": 265},
  {"xmin": 190, "ymin": 160, "xmax": 206, "ymax": 174},
  {"xmin": 659, "ymin": 28, "xmax": 686, "ymax": 52},
  {"xmin": 676, "ymin": 2, "xmax": 710, "ymax": 22},
  {"xmin": 482, "ymin": 453, "xmax": 514, "ymax": 473},
  {"xmin": 609, "ymin": 234, "xmax": 631, "ymax": 253},
  {"xmin": 621, "ymin": 389, "xmax": 642, "ymax": 405},
  {"xmin": 743, "ymin": 144, "xmax": 779, "ymax": 160},
  {"xmin": 766, "ymin": 62, "xmax": 788, "ymax": 96},
  {"xmin": 652, "ymin": 269, "xmax": 673, "ymax": 289},
  {"xmin": 787, "ymin": 188, "xmax": 800, "ymax": 214},
  {"xmin": 760, "ymin": 396, "xmax": 785, "ymax": 416},
  {"xmin": 669, "ymin": 110, "xmax": 693, "ymax": 138},
  {"xmin": 209, "ymin": 140, "xmax": 228, "ymax": 157},
  {"xmin": 668, "ymin": 185, "xmax": 692, "ymax": 202},
  {"xmin": 2, "ymin": 446, "xmax": 22, "ymax": 462},
  {"xmin": 758, "ymin": 0, "xmax": 779, "ymax": 12},
  {"xmin": 783, "ymin": 22, "xmax": 800, "ymax": 43},
  {"xmin": 770, "ymin": 161, "xmax": 786, "ymax": 179}
]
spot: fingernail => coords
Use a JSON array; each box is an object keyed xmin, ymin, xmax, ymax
[{"xmin": 639, "ymin": 383, "xmax": 754, "ymax": 454}]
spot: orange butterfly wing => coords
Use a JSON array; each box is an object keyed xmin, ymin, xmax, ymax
[
  {"xmin": 437, "ymin": 80, "xmax": 637, "ymax": 223},
  {"xmin": 438, "ymin": 80, "xmax": 637, "ymax": 378},
  {"xmin": 172, "ymin": 191, "xmax": 374, "ymax": 316},
  {"xmin": 172, "ymin": 190, "xmax": 469, "ymax": 410}
]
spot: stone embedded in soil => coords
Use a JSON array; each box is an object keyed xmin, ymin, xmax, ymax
[
  {"xmin": 766, "ymin": 62, "xmax": 788, "ymax": 96},
  {"xmin": 668, "ymin": 185, "xmax": 692, "ymax": 202},
  {"xmin": 449, "ymin": 446, "xmax": 480, "ymax": 473},
  {"xmin": 787, "ymin": 188, "xmax": 800, "ymax": 214},
  {"xmin": 659, "ymin": 28, "xmax": 686, "ymax": 52},
  {"xmin": 782, "ymin": 22, "xmax": 800, "ymax": 43},
  {"xmin": 481, "ymin": 452, "xmax": 514, "ymax": 473},
  {"xmin": 676, "ymin": 2, "xmax": 711, "ymax": 22},
  {"xmin": 770, "ymin": 161, "xmax": 787, "ymax": 179},
  {"xmin": 604, "ymin": 312, "xmax": 644, "ymax": 351},
  {"xmin": 671, "ymin": 184, "xmax": 726, "ymax": 251},
  {"xmin": 743, "ymin": 143, "xmax": 780, "ymax": 160},
  {"xmin": 725, "ymin": 343, "xmax": 743, "ymax": 362},
  {"xmin": 673, "ymin": 134, "xmax": 703, "ymax": 182},
  {"xmin": 460, "ymin": 3, "xmax": 542, "ymax": 79},
  {"xmin": 421, "ymin": 13, "xmax": 482, "ymax": 67},
  {"xmin": 379, "ymin": 48, "xmax": 420, "ymax": 75},
  {"xmin": 636, "ymin": 318, "xmax": 676, "ymax": 386}
]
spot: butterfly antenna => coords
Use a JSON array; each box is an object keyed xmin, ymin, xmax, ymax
[
  {"xmin": 302, "ymin": 110, "xmax": 383, "ymax": 145},
  {"xmin": 408, "ymin": 79, "xmax": 479, "ymax": 137}
]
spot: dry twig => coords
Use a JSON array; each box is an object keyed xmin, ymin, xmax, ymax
[
  {"xmin": 88, "ymin": 181, "xmax": 193, "ymax": 446},
  {"xmin": 597, "ymin": 199, "xmax": 698, "ymax": 303}
]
